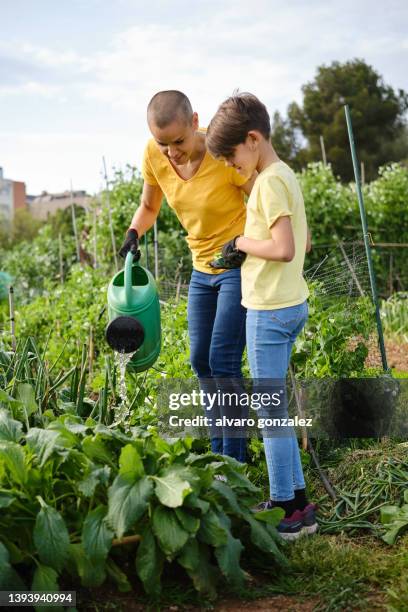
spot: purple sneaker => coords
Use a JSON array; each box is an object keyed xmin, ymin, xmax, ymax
[
  {"xmin": 301, "ymin": 503, "xmax": 318, "ymax": 535},
  {"xmin": 276, "ymin": 510, "xmax": 304, "ymax": 541}
]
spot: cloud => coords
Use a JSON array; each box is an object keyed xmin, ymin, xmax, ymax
[
  {"xmin": 0, "ymin": 81, "xmax": 63, "ymax": 98},
  {"xmin": 1, "ymin": 0, "xmax": 407, "ymax": 194}
]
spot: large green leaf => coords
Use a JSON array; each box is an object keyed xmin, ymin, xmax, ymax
[
  {"xmin": 82, "ymin": 505, "xmax": 113, "ymax": 562},
  {"xmin": 174, "ymin": 508, "xmax": 200, "ymax": 534},
  {"xmin": 177, "ymin": 538, "xmax": 200, "ymax": 572},
  {"xmin": 246, "ymin": 514, "xmax": 288, "ymax": 566},
  {"xmin": 0, "ymin": 409, "xmax": 23, "ymax": 442},
  {"xmin": 106, "ymin": 559, "xmax": 131, "ymax": 593},
  {"xmin": 254, "ymin": 507, "xmax": 285, "ymax": 526},
  {"xmin": 0, "ymin": 441, "xmax": 27, "ymax": 485},
  {"xmin": 184, "ymin": 492, "xmax": 210, "ymax": 514},
  {"xmin": 0, "ymin": 493, "xmax": 16, "ymax": 509},
  {"xmin": 17, "ymin": 383, "xmax": 38, "ymax": 417},
  {"xmin": 381, "ymin": 505, "xmax": 408, "ymax": 545},
  {"xmin": 33, "ymin": 499, "xmax": 70, "ymax": 572},
  {"xmin": 48, "ymin": 421, "xmax": 79, "ymax": 448},
  {"xmin": 82, "ymin": 435, "xmax": 115, "ymax": 466},
  {"xmin": 211, "ymin": 480, "xmax": 243, "ymax": 516},
  {"xmin": 0, "ymin": 542, "xmax": 26, "ymax": 590},
  {"xmin": 152, "ymin": 505, "xmax": 189, "ymax": 557},
  {"xmin": 177, "ymin": 540, "xmax": 218, "ymax": 599},
  {"xmin": 119, "ymin": 444, "xmax": 144, "ymax": 480},
  {"xmin": 197, "ymin": 509, "xmax": 228, "ymax": 547},
  {"xmin": 224, "ymin": 470, "xmax": 259, "ymax": 492},
  {"xmin": 215, "ymin": 533, "xmax": 246, "ymax": 586},
  {"xmin": 31, "ymin": 564, "xmax": 60, "ymax": 612},
  {"xmin": 77, "ymin": 466, "xmax": 111, "ymax": 497},
  {"xmin": 67, "ymin": 543, "xmax": 106, "ymax": 587},
  {"xmin": 107, "ymin": 475, "xmax": 152, "ymax": 538},
  {"xmin": 26, "ymin": 428, "xmax": 61, "ymax": 467},
  {"xmin": 153, "ymin": 470, "xmax": 192, "ymax": 508},
  {"xmin": 135, "ymin": 526, "xmax": 163, "ymax": 597}
]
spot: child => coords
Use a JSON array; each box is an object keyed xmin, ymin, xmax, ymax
[{"xmin": 206, "ymin": 93, "xmax": 317, "ymax": 540}]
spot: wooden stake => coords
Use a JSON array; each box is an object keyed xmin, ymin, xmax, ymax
[
  {"xmin": 58, "ymin": 232, "xmax": 64, "ymax": 284},
  {"xmin": 360, "ymin": 161, "xmax": 365, "ymax": 187},
  {"xmin": 289, "ymin": 366, "xmax": 308, "ymax": 450},
  {"xmin": 389, "ymin": 253, "xmax": 393, "ymax": 297},
  {"xmin": 112, "ymin": 534, "xmax": 141, "ymax": 546},
  {"xmin": 289, "ymin": 367, "xmax": 337, "ymax": 500},
  {"xmin": 93, "ymin": 207, "xmax": 98, "ymax": 269},
  {"xmin": 8, "ymin": 286, "xmax": 16, "ymax": 352},
  {"xmin": 320, "ymin": 135, "xmax": 327, "ymax": 165},
  {"xmin": 154, "ymin": 221, "xmax": 159, "ymax": 279},
  {"xmin": 102, "ymin": 157, "xmax": 118, "ymax": 271},
  {"xmin": 89, "ymin": 326, "xmax": 94, "ymax": 379},
  {"xmin": 70, "ymin": 181, "xmax": 80, "ymax": 263},
  {"xmin": 339, "ymin": 241, "xmax": 365, "ymax": 297},
  {"xmin": 175, "ymin": 278, "xmax": 182, "ymax": 304}
]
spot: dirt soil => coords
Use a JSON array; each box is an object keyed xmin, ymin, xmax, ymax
[
  {"xmin": 212, "ymin": 594, "xmax": 320, "ymax": 611},
  {"xmin": 365, "ymin": 338, "xmax": 408, "ymax": 372}
]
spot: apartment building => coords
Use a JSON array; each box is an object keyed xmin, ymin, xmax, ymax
[{"xmin": 0, "ymin": 167, "xmax": 26, "ymax": 227}]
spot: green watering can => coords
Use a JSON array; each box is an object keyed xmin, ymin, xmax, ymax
[{"xmin": 105, "ymin": 251, "xmax": 161, "ymax": 372}]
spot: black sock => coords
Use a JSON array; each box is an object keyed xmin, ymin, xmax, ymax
[
  {"xmin": 270, "ymin": 497, "xmax": 297, "ymax": 517},
  {"xmin": 294, "ymin": 488, "xmax": 309, "ymax": 511}
]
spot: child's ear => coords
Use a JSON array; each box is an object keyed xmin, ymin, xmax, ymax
[{"xmin": 247, "ymin": 131, "xmax": 259, "ymax": 150}]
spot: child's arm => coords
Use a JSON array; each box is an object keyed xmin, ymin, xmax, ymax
[{"xmin": 236, "ymin": 216, "xmax": 295, "ymax": 262}]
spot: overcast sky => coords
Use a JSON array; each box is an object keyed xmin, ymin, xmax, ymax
[{"xmin": 1, "ymin": 0, "xmax": 407, "ymax": 195}]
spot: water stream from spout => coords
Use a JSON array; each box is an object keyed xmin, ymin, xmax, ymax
[{"xmin": 113, "ymin": 350, "xmax": 135, "ymax": 429}]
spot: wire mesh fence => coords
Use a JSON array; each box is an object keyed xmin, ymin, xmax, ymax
[{"xmin": 153, "ymin": 240, "xmax": 389, "ymax": 369}]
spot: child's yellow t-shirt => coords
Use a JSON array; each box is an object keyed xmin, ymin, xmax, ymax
[
  {"xmin": 241, "ymin": 161, "xmax": 309, "ymax": 309},
  {"xmin": 141, "ymin": 135, "xmax": 248, "ymax": 274}
]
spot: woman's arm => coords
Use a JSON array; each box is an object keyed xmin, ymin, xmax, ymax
[
  {"xmin": 129, "ymin": 182, "xmax": 163, "ymax": 237},
  {"xmin": 236, "ymin": 216, "xmax": 295, "ymax": 262}
]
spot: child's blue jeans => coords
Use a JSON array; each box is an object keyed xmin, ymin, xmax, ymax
[
  {"xmin": 187, "ymin": 268, "xmax": 247, "ymax": 462},
  {"xmin": 246, "ymin": 301, "xmax": 308, "ymax": 501}
]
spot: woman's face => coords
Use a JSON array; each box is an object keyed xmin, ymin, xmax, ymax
[
  {"xmin": 224, "ymin": 136, "xmax": 258, "ymax": 176},
  {"xmin": 149, "ymin": 113, "xmax": 199, "ymax": 165}
]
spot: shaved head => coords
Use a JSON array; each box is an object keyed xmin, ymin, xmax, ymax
[{"xmin": 147, "ymin": 90, "xmax": 193, "ymax": 129}]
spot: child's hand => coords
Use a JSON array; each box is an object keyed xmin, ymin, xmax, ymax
[{"xmin": 207, "ymin": 237, "xmax": 246, "ymax": 269}]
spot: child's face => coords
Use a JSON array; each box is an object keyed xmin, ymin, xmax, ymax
[
  {"xmin": 149, "ymin": 113, "xmax": 199, "ymax": 165},
  {"xmin": 223, "ymin": 136, "xmax": 258, "ymax": 176}
]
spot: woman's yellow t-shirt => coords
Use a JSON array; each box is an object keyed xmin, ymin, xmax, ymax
[
  {"xmin": 141, "ymin": 135, "xmax": 248, "ymax": 274},
  {"xmin": 241, "ymin": 161, "xmax": 309, "ymax": 310}
]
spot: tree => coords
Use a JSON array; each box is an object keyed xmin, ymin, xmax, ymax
[
  {"xmin": 288, "ymin": 59, "xmax": 408, "ymax": 181},
  {"xmin": 0, "ymin": 208, "xmax": 44, "ymax": 248},
  {"xmin": 270, "ymin": 111, "xmax": 302, "ymax": 168}
]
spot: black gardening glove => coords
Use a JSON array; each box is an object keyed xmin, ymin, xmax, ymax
[
  {"xmin": 209, "ymin": 236, "xmax": 246, "ymax": 269},
  {"xmin": 119, "ymin": 228, "xmax": 141, "ymax": 261}
]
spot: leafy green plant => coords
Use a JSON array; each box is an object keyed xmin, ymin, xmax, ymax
[
  {"xmin": 292, "ymin": 285, "xmax": 375, "ymax": 378},
  {"xmin": 381, "ymin": 292, "xmax": 408, "ymax": 342},
  {"xmin": 0, "ymin": 399, "xmax": 287, "ymax": 599},
  {"xmin": 380, "ymin": 489, "xmax": 408, "ymax": 545}
]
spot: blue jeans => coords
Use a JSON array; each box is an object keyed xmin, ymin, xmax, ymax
[
  {"xmin": 187, "ymin": 269, "xmax": 247, "ymax": 462},
  {"xmin": 246, "ymin": 301, "xmax": 308, "ymax": 501}
]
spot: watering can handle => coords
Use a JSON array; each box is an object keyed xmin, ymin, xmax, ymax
[{"xmin": 124, "ymin": 251, "xmax": 139, "ymax": 305}]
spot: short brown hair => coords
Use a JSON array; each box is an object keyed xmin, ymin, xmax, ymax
[
  {"xmin": 206, "ymin": 93, "xmax": 271, "ymax": 158},
  {"xmin": 147, "ymin": 90, "xmax": 193, "ymax": 129}
]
